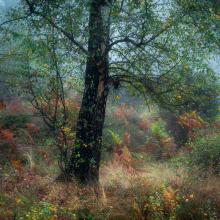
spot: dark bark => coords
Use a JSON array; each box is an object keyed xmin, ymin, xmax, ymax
[{"xmin": 68, "ymin": 0, "xmax": 111, "ymax": 184}]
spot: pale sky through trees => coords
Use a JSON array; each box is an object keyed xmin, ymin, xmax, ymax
[
  {"xmin": 209, "ymin": 56, "xmax": 220, "ymax": 74},
  {"xmin": 0, "ymin": 0, "xmax": 18, "ymax": 13},
  {"xmin": 0, "ymin": 0, "xmax": 5, "ymax": 7}
]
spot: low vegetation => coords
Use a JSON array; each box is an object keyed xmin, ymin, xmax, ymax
[{"xmin": 0, "ymin": 100, "xmax": 219, "ymax": 220}]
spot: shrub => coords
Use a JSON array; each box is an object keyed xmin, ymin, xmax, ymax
[
  {"xmin": 177, "ymin": 111, "xmax": 205, "ymax": 140},
  {"xmin": 151, "ymin": 120, "xmax": 168, "ymax": 138},
  {"xmin": 132, "ymin": 184, "xmax": 219, "ymax": 220},
  {"xmin": 0, "ymin": 114, "xmax": 30, "ymax": 129},
  {"xmin": 146, "ymin": 120, "xmax": 177, "ymax": 160},
  {"xmin": 17, "ymin": 201, "xmax": 79, "ymax": 220},
  {"xmin": 175, "ymin": 192, "xmax": 218, "ymax": 220},
  {"xmin": 189, "ymin": 133, "xmax": 220, "ymax": 174}
]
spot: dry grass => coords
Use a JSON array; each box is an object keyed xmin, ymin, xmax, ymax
[{"xmin": 0, "ymin": 155, "xmax": 220, "ymax": 219}]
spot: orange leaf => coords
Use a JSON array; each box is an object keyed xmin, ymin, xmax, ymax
[
  {"xmin": 0, "ymin": 101, "xmax": 6, "ymax": 111},
  {"xmin": 0, "ymin": 129, "xmax": 14, "ymax": 141},
  {"xmin": 11, "ymin": 160, "xmax": 24, "ymax": 173}
]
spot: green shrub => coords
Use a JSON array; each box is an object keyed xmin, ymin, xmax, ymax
[
  {"xmin": 189, "ymin": 134, "xmax": 220, "ymax": 174},
  {"xmin": 75, "ymin": 208, "xmax": 95, "ymax": 220},
  {"xmin": 151, "ymin": 120, "xmax": 169, "ymax": 138},
  {"xmin": 17, "ymin": 201, "xmax": 79, "ymax": 220},
  {"xmin": 175, "ymin": 196, "xmax": 218, "ymax": 220},
  {"xmin": 0, "ymin": 114, "xmax": 30, "ymax": 129},
  {"xmin": 146, "ymin": 120, "xmax": 177, "ymax": 160}
]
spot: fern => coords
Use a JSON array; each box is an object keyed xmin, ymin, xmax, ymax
[{"xmin": 107, "ymin": 129, "xmax": 122, "ymax": 146}]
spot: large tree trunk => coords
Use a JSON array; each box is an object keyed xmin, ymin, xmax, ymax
[{"xmin": 68, "ymin": 0, "xmax": 111, "ymax": 184}]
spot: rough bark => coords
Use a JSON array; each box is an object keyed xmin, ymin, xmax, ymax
[{"xmin": 68, "ymin": 0, "xmax": 111, "ymax": 184}]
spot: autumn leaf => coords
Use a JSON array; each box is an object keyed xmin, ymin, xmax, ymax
[
  {"xmin": 11, "ymin": 160, "xmax": 24, "ymax": 173},
  {"xmin": 0, "ymin": 129, "xmax": 14, "ymax": 141},
  {"xmin": 0, "ymin": 101, "xmax": 6, "ymax": 111}
]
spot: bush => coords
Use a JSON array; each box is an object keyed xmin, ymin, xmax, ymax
[
  {"xmin": 177, "ymin": 111, "xmax": 205, "ymax": 140},
  {"xmin": 189, "ymin": 133, "xmax": 220, "ymax": 174},
  {"xmin": 146, "ymin": 120, "xmax": 177, "ymax": 160},
  {"xmin": 16, "ymin": 201, "xmax": 80, "ymax": 220},
  {"xmin": 132, "ymin": 184, "xmax": 219, "ymax": 220},
  {"xmin": 0, "ymin": 114, "xmax": 30, "ymax": 129},
  {"xmin": 175, "ymin": 196, "xmax": 218, "ymax": 220}
]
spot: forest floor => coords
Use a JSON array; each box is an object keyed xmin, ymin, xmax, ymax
[
  {"xmin": 0, "ymin": 100, "xmax": 219, "ymax": 219},
  {"xmin": 0, "ymin": 150, "xmax": 220, "ymax": 220}
]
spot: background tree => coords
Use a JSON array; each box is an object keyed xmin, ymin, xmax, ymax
[{"xmin": 159, "ymin": 65, "xmax": 219, "ymax": 147}]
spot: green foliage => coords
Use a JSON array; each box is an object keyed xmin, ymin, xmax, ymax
[
  {"xmin": 141, "ymin": 189, "xmax": 169, "ymax": 219},
  {"xmin": 169, "ymin": 155, "xmax": 188, "ymax": 169},
  {"xmin": 0, "ymin": 114, "xmax": 30, "ymax": 129},
  {"xmin": 107, "ymin": 129, "xmax": 122, "ymax": 147},
  {"xmin": 157, "ymin": 66, "xmax": 220, "ymax": 120},
  {"xmin": 75, "ymin": 208, "xmax": 95, "ymax": 220},
  {"xmin": 145, "ymin": 120, "xmax": 177, "ymax": 160},
  {"xmin": 17, "ymin": 201, "xmax": 78, "ymax": 220},
  {"xmin": 133, "ymin": 184, "xmax": 219, "ymax": 220},
  {"xmin": 189, "ymin": 133, "xmax": 220, "ymax": 174},
  {"xmin": 175, "ymin": 196, "xmax": 218, "ymax": 220},
  {"xmin": 18, "ymin": 202, "xmax": 55, "ymax": 220},
  {"xmin": 151, "ymin": 121, "xmax": 169, "ymax": 138}
]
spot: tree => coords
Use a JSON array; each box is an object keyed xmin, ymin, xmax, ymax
[
  {"xmin": 1, "ymin": 0, "xmax": 218, "ymax": 184},
  {"xmin": 160, "ymin": 66, "xmax": 219, "ymax": 147}
]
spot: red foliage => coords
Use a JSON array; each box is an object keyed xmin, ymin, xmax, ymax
[
  {"xmin": 113, "ymin": 104, "xmax": 138, "ymax": 128},
  {"xmin": 37, "ymin": 150, "xmax": 53, "ymax": 166},
  {"xmin": 123, "ymin": 132, "xmax": 131, "ymax": 146},
  {"xmin": 0, "ymin": 129, "xmax": 14, "ymax": 141},
  {"xmin": 138, "ymin": 119, "xmax": 149, "ymax": 131},
  {"xmin": 25, "ymin": 123, "xmax": 40, "ymax": 134},
  {"xmin": 113, "ymin": 105, "xmax": 126, "ymax": 119},
  {"xmin": 7, "ymin": 100, "xmax": 24, "ymax": 113},
  {"xmin": 11, "ymin": 160, "xmax": 24, "ymax": 173},
  {"xmin": 0, "ymin": 101, "xmax": 6, "ymax": 111},
  {"xmin": 114, "ymin": 146, "xmax": 135, "ymax": 173},
  {"xmin": 177, "ymin": 111, "xmax": 205, "ymax": 139},
  {"xmin": 145, "ymin": 136, "xmax": 177, "ymax": 159},
  {"xmin": 38, "ymin": 150, "xmax": 49, "ymax": 160}
]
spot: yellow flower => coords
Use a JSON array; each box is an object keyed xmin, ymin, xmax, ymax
[
  {"xmin": 63, "ymin": 127, "xmax": 71, "ymax": 134},
  {"xmin": 176, "ymin": 95, "xmax": 182, "ymax": 100},
  {"xmin": 213, "ymin": 14, "xmax": 220, "ymax": 20},
  {"xmin": 49, "ymin": 206, "xmax": 57, "ymax": 213},
  {"xmin": 189, "ymin": 194, "xmax": 194, "ymax": 199},
  {"xmin": 183, "ymin": 64, "xmax": 189, "ymax": 71},
  {"xmin": 15, "ymin": 197, "xmax": 22, "ymax": 204},
  {"xmin": 116, "ymin": 95, "xmax": 121, "ymax": 101}
]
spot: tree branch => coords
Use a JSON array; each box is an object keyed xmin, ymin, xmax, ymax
[
  {"xmin": 109, "ymin": 22, "xmax": 172, "ymax": 50},
  {"xmin": 0, "ymin": 14, "xmax": 31, "ymax": 27},
  {"xmin": 24, "ymin": 0, "xmax": 88, "ymax": 55}
]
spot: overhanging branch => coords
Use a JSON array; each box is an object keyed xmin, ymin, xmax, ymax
[
  {"xmin": 0, "ymin": 14, "xmax": 31, "ymax": 27},
  {"xmin": 109, "ymin": 22, "xmax": 172, "ymax": 50},
  {"xmin": 24, "ymin": 0, "xmax": 88, "ymax": 55}
]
